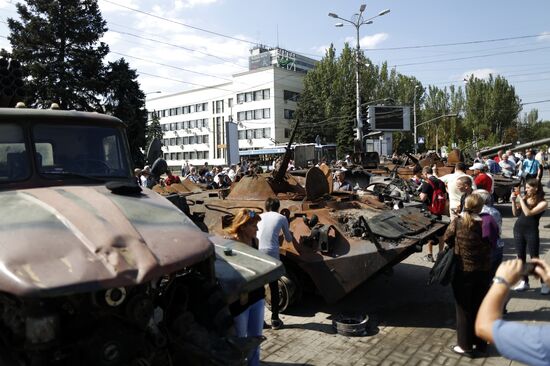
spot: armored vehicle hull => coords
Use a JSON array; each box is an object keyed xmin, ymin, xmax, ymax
[{"xmin": 187, "ymin": 169, "xmax": 447, "ymax": 311}]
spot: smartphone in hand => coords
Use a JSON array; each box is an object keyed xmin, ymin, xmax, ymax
[{"xmin": 520, "ymin": 262, "xmax": 539, "ymax": 277}]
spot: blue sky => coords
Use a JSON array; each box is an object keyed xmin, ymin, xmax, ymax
[{"xmin": 0, "ymin": 0, "xmax": 548, "ymax": 120}]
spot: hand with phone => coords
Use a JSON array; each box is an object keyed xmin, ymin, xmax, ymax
[
  {"xmin": 531, "ymin": 258, "xmax": 550, "ymax": 285},
  {"xmin": 511, "ymin": 186, "xmax": 520, "ymax": 201},
  {"xmin": 520, "ymin": 262, "xmax": 539, "ymax": 277},
  {"xmin": 495, "ymin": 259, "xmax": 523, "ymax": 286}
]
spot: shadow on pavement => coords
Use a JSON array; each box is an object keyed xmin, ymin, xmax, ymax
[
  {"xmin": 283, "ymin": 262, "xmax": 457, "ymax": 332},
  {"xmin": 504, "ymin": 306, "xmax": 550, "ymax": 322}
]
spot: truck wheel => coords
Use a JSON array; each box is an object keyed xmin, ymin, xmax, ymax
[{"xmin": 264, "ymin": 269, "xmax": 302, "ymax": 313}]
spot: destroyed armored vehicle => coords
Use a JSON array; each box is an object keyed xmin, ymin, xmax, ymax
[
  {"xmin": 0, "ymin": 108, "xmax": 283, "ymax": 366},
  {"xmin": 187, "ymin": 155, "xmax": 447, "ymax": 311}
]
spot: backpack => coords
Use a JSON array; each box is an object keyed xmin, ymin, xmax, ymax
[{"xmin": 427, "ymin": 177, "xmax": 446, "ymax": 215}]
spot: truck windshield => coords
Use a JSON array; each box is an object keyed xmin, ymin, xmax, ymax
[
  {"xmin": 0, "ymin": 124, "xmax": 30, "ymax": 182},
  {"xmin": 33, "ymin": 124, "xmax": 132, "ymax": 179}
]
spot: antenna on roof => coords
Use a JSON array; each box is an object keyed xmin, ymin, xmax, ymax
[{"xmin": 276, "ymin": 24, "xmax": 279, "ymax": 48}]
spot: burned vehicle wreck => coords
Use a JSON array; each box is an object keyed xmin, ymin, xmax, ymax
[
  {"xmin": 187, "ymin": 152, "xmax": 448, "ymax": 312},
  {"xmin": 0, "ymin": 108, "xmax": 283, "ymax": 366}
]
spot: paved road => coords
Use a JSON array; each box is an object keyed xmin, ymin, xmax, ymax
[{"xmin": 261, "ymin": 179, "xmax": 550, "ymax": 366}]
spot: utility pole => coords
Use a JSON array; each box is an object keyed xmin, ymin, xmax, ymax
[{"xmin": 413, "ymin": 86, "xmax": 418, "ymax": 154}]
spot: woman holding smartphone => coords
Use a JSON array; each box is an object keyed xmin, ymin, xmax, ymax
[{"xmin": 511, "ymin": 179, "xmax": 548, "ymax": 293}]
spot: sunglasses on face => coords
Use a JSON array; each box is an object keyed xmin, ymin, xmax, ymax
[{"xmin": 248, "ymin": 210, "xmax": 256, "ymax": 218}]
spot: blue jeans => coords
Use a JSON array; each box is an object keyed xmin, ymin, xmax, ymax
[{"xmin": 234, "ymin": 299, "xmax": 265, "ymax": 366}]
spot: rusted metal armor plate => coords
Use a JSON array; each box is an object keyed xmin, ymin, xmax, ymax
[{"xmin": 305, "ymin": 166, "xmax": 329, "ymax": 201}]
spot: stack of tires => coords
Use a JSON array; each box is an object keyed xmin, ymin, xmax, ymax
[{"xmin": 0, "ymin": 58, "xmax": 25, "ymax": 108}]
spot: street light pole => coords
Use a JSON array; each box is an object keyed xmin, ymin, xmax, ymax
[
  {"xmin": 329, "ymin": 5, "xmax": 390, "ymax": 152},
  {"xmin": 413, "ymin": 86, "xmax": 418, "ymax": 154}
]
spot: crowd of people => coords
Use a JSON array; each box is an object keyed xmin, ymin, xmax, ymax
[
  {"xmin": 130, "ymin": 146, "xmax": 550, "ymax": 365},
  {"xmin": 419, "ymin": 160, "xmax": 548, "ymax": 362}
]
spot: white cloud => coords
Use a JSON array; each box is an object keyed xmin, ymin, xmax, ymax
[
  {"xmin": 175, "ymin": 0, "xmax": 219, "ymax": 10},
  {"xmin": 462, "ymin": 68, "xmax": 497, "ymax": 80},
  {"xmin": 97, "ymin": 0, "xmax": 257, "ymax": 96},
  {"xmin": 311, "ymin": 44, "xmax": 331, "ymax": 55},
  {"xmin": 538, "ymin": 31, "xmax": 550, "ymax": 41},
  {"xmin": 345, "ymin": 33, "xmax": 389, "ymax": 49}
]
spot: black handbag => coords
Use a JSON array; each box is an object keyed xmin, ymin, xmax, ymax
[{"xmin": 427, "ymin": 246, "xmax": 456, "ymax": 286}]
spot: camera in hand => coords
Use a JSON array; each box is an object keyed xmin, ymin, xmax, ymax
[{"xmin": 520, "ymin": 262, "xmax": 539, "ymax": 276}]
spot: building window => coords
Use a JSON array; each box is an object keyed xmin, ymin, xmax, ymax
[
  {"xmin": 238, "ymin": 130, "xmax": 245, "ymax": 140},
  {"xmin": 215, "ymin": 100, "xmax": 223, "ymax": 114},
  {"xmin": 263, "ymin": 108, "xmax": 270, "ymax": 118},
  {"xmin": 284, "ymin": 128, "xmax": 291, "ymax": 138},
  {"xmin": 237, "ymin": 93, "xmax": 245, "ymax": 104},
  {"xmin": 263, "ymin": 89, "xmax": 270, "ymax": 100},
  {"xmin": 183, "ymin": 136, "xmax": 189, "ymax": 144},
  {"xmin": 284, "ymin": 90, "xmax": 300, "ymax": 102},
  {"xmin": 284, "ymin": 109, "xmax": 295, "ymax": 119},
  {"xmin": 164, "ymin": 153, "xmax": 169, "ymax": 160},
  {"xmin": 203, "ymin": 135, "xmax": 209, "ymax": 144},
  {"xmin": 245, "ymin": 92, "xmax": 253, "ymax": 102},
  {"xmin": 254, "ymin": 109, "xmax": 263, "ymax": 120},
  {"xmin": 228, "ymin": 98, "xmax": 233, "ymax": 108},
  {"xmin": 246, "ymin": 130, "xmax": 253, "ymax": 139},
  {"xmin": 253, "ymin": 90, "xmax": 263, "ymax": 101},
  {"xmin": 204, "ymin": 151, "xmax": 209, "ymax": 159},
  {"xmin": 177, "ymin": 137, "xmax": 183, "ymax": 144},
  {"xmin": 246, "ymin": 110, "xmax": 253, "ymax": 120},
  {"xmin": 177, "ymin": 152, "xmax": 182, "ymax": 160},
  {"xmin": 263, "ymin": 128, "xmax": 271, "ymax": 138}
]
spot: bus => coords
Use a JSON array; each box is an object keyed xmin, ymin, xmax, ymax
[{"xmin": 239, "ymin": 143, "xmax": 336, "ymax": 170}]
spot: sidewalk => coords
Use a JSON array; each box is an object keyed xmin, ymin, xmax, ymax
[{"xmin": 260, "ymin": 178, "xmax": 550, "ymax": 366}]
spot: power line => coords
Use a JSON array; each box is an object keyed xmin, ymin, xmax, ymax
[
  {"xmin": 523, "ymin": 99, "xmax": 550, "ymax": 105},
  {"xmin": 393, "ymin": 45, "xmax": 550, "ymax": 68},
  {"xmin": 100, "ymin": 0, "xmax": 258, "ymax": 46},
  {"xmin": 111, "ymin": 51, "xmax": 235, "ymax": 82},
  {"xmin": 108, "ymin": 28, "xmax": 247, "ymax": 69},
  {"xmin": 365, "ymin": 33, "xmax": 546, "ymax": 51}
]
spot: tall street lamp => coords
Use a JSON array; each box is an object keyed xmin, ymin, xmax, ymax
[
  {"xmin": 413, "ymin": 85, "xmax": 419, "ymax": 154},
  {"xmin": 329, "ymin": 5, "xmax": 390, "ymax": 151}
]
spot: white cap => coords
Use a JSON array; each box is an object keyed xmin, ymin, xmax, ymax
[{"xmin": 469, "ymin": 162, "xmax": 485, "ymax": 170}]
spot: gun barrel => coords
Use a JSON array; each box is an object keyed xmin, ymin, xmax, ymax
[
  {"xmin": 274, "ymin": 119, "xmax": 299, "ymax": 182},
  {"xmin": 478, "ymin": 143, "xmax": 513, "ymax": 157},
  {"xmin": 510, "ymin": 137, "xmax": 550, "ymax": 152}
]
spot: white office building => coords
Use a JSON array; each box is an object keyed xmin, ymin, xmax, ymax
[{"xmin": 146, "ymin": 47, "xmax": 317, "ymax": 168}]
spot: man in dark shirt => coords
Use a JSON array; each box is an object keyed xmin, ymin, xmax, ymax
[{"xmin": 419, "ymin": 166, "xmax": 445, "ymax": 262}]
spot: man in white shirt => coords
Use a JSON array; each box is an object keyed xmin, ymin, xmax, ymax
[
  {"xmin": 258, "ymin": 198, "xmax": 293, "ymax": 330},
  {"xmin": 439, "ymin": 162, "xmax": 475, "ymax": 221}
]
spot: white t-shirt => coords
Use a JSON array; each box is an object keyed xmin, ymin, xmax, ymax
[
  {"xmin": 258, "ymin": 211, "xmax": 292, "ymax": 259},
  {"xmin": 440, "ymin": 172, "xmax": 475, "ymax": 209}
]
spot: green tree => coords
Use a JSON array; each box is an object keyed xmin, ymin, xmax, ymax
[
  {"xmin": 294, "ymin": 44, "xmax": 341, "ymax": 144},
  {"xmin": 104, "ymin": 58, "xmax": 147, "ymax": 167},
  {"xmin": 464, "ymin": 75, "xmax": 521, "ymax": 146},
  {"xmin": 7, "ymin": 0, "xmax": 108, "ymax": 110},
  {"xmin": 146, "ymin": 112, "xmax": 163, "ymax": 149}
]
